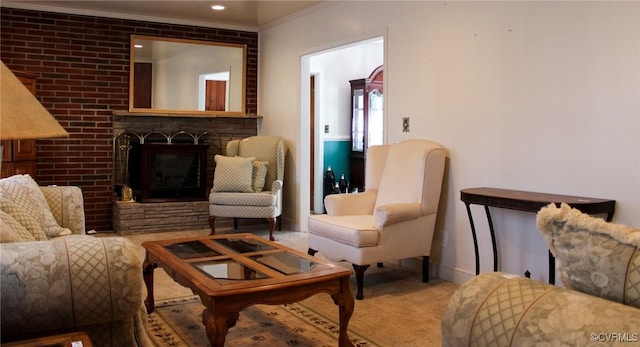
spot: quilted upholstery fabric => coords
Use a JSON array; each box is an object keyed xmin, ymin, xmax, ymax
[
  {"xmin": 252, "ymin": 160, "xmax": 268, "ymax": 192},
  {"xmin": 212, "ymin": 155, "xmax": 255, "ymax": 192},
  {"xmin": 0, "ymin": 198, "xmax": 47, "ymax": 240},
  {"xmin": 1, "ymin": 235, "xmax": 152, "ymax": 347},
  {"xmin": 231, "ymin": 136, "xmax": 284, "ymax": 191},
  {"xmin": 40, "ymin": 186, "xmax": 85, "ymax": 234},
  {"xmin": 537, "ymin": 202, "xmax": 640, "ymax": 309},
  {"xmin": 0, "ymin": 210, "xmax": 36, "ymax": 242},
  {"xmin": 0, "ymin": 175, "xmax": 71, "ymax": 238},
  {"xmin": 209, "ymin": 191, "xmax": 277, "ymax": 206},
  {"xmin": 442, "ymin": 272, "xmax": 640, "ymax": 347},
  {"xmin": 209, "ymin": 136, "xmax": 285, "ymax": 220},
  {"xmin": 0, "ymin": 182, "xmax": 152, "ymax": 347}
]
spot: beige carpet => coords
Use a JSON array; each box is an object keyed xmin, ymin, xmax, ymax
[{"xmin": 123, "ymin": 228, "xmax": 458, "ymax": 346}]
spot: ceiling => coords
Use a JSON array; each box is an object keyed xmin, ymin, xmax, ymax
[{"xmin": 1, "ymin": 1, "xmax": 325, "ymax": 30}]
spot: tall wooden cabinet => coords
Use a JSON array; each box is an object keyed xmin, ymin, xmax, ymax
[
  {"xmin": 1, "ymin": 71, "xmax": 38, "ymax": 178},
  {"xmin": 349, "ymin": 65, "xmax": 383, "ymax": 192}
]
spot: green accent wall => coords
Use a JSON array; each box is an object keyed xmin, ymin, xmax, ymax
[{"xmin": 323, "ymin": 140, "xmax": 351, "ymax": 183}]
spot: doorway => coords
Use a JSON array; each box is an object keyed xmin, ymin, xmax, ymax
[{"xmin": 308, "ymin": 37, "xmax": 384, "ymax": 215}]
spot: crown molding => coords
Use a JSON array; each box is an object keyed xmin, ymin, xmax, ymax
[{"xmin": 1, "ymin": 2, "xmax": 259, "ymax": 32}]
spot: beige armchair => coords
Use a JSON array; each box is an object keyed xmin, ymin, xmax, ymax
[
  {"xmin": 208, "ymin": 136, "xmax": 285, "ymax": 241},
  {"xmin": 308, "ymin": 139, "xmax": 446, "ymax": 299}
]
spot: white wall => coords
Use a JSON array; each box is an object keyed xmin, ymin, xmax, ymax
[
  {"xmin": 258, "ymin": 1, "xmax": 640, "ymax": 284},
  {"xmin": 310, "ymin": 39, "xmax": 384, "ymax": 139}
]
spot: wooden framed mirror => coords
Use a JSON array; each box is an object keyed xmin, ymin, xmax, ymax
[{"xmin": 129, "ymin": 35, "xmax": 247, "ymax": 116}]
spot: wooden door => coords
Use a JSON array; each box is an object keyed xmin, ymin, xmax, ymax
[
  {"xmin": 310, "ymin": 75, "xmax": 315, "ymax": 211},
  {"xmin": 205, "ymin": 80, "xmax": 226, "ymax": 111},
  {"xmin": 133, "ymin": 62, "xmax": 152, "ymax": 108}
]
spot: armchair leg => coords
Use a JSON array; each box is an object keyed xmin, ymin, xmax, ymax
[
  {"xmin": 208, "ymin": 216, "xmax": 216, "ymax": 236},
  {"xmin": 233, "ymin": 218, "xmax": 238, "ymax": 230},
  {"xmin": 422, "ymin": 256, "xmax": 430, "ymax": 283},
  {"xmin": 276, "ymin": 215, "xmax": 282, "ymax": 231},
  {"xmin": 266, "ymin": 218, "xmax": 276, "ymax": 241},
  {"xmin": 352, "ymin": 264, "xmax": 370, "ymax": 300}
]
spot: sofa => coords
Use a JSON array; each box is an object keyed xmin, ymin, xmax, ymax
[
  {"xmin": 442, "ymin": 203, "xmax": 640, "ymax": 346},
  {"xmin": 0, "ymin": 174, "xmax": 153, "ymax": 347}
]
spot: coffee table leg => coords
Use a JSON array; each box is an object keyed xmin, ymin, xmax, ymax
[
  {"xmin": 202, "ymin": 309, "xmax": 239, "ymax": 347},
  {"xmin": 331, "ymin": 278, "xmax": 355, "ymax": 347},
  {"xmin": 143, "ymin": 259, "xmax": 157, "ymax": 313}
]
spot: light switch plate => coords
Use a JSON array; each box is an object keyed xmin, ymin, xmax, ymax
[{"xmin": 402, "ymin": 117, "xmax": 410, "ymax": 132}]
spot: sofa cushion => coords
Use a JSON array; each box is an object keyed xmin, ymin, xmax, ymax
[
  {"xmin": 537, "ymin": 202, "xmax": 640, "ymax": 309},
  {"xmin": 0, "ymin": 198, "xmax": 47, "ymax": 241},
  {"xmin": 442, "ymin": 272, "xmax": 640, "ymax": 347},
  {"xmin": 209, "ymin": 191, "xmax": 277, "ymax": 206},
  {"xmin": 0, "ymin": 210, "xmax": 36, "ymax": 243},
  {"xmin": 0, "ymin": 174, "xmax": 72, "ymax": 238},
  {"xmin": 212, "ymin": 155, "xmax": 255, "ymax": 193},
  {"xmin": 252, "ymin": 160, "xmax": 268, "ymax": 192}
]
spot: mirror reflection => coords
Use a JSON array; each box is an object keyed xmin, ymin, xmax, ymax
[{"xmin": 129, "ymin": 35, "xmax": 246, "ymax": 116}]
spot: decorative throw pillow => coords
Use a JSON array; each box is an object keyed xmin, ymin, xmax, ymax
[
  {"xmin": 0, "ymin": 210, "xmax": 36, "ymax": 243},
  {"xmin": 212, "ymin": 155, "xmax": 255, "ymax": 192},
  {"xmin": 252, "ymin": 161, "xmax": 268, "ymax": 192},
  {"xmin": 0, "ymin": 198, "xmax": 47, "ymax": 241},
  {"xmin": 537, "ymin": 202, "xmax": 640, "ymax": 309},
  {"xmin": 0, "ymin": 175, "xmax": 72, "ymax": 238}
]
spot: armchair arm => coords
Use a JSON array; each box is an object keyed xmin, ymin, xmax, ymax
[
  {"xmin": 40, "ymin": 186, "xmax": 85, "ymax": 234},
  {"xmin": 374, "ymin": 202, "xmax": 423, "ymax": 229},
  {"xmin": 0, "ymin": 235, "xmax": 145, "ymax": 340},
  {"xmin": 271, "ymin": 180, "xmax": 283, "ymax": 193},
  {"xmin": 325, "ymin": 190, "xmax": 377, "ymax": 216}
]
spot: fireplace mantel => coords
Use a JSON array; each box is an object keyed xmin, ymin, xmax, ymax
[{"xmin": 113, "ymin": 110, "xmax": 263, "ymax": 119}]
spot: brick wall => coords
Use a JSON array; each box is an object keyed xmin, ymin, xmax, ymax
[{"xmin": 1, "ymin": 8, "xmax": 259, "ymax": 231}]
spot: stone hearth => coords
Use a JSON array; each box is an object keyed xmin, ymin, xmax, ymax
[{"xmin": 113, "ymin": 201, "xmax": 209, "ymax": 234}]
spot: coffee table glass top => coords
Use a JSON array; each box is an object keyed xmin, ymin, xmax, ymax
[{"xmin": 159, "ymin": 235, "xmax": 317, "ymax": 280}]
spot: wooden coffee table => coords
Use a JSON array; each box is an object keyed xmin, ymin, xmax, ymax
[{"xmin": 142, "ymin": 233, "xmax": 355, "ymax": 347}]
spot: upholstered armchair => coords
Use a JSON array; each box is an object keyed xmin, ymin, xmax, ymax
[
  {"xmin": 208, "ymin": 136, "xmax": 285, "ymax": 241},
  {"xmin": 308, "ymin": 139, "xmax": 447, "ymax": 299}
]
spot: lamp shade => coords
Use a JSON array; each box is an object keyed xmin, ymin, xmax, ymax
[{"xmin": 1, "ymin": 61, "xmax": 68, "ymax": 140}]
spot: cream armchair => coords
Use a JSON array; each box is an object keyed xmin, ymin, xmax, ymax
[
  {"xmin": 209, "ymin": 136, "xmax": 285, "ymax": 241},
  {"xmin": 308, "ymin": 139, "xmax": 446, "ymax": 299}
]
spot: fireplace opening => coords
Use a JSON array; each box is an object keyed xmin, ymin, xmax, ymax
[{"xmin": 128, "ymin": 143, "xmax": 209, "ymax": 202}]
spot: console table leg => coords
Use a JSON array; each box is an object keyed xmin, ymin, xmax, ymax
[
  {"xmin": 464, "ymin": 203, "xmax": 481, "ymax": 275},
  {"xmin": 483, "ymin": 206, "xmax": 498, "ymax": 272}
]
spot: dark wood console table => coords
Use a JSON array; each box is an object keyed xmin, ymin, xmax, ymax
[{"xmin": 460, "ymin": 187, "xmax": 615, "ymax": 284}]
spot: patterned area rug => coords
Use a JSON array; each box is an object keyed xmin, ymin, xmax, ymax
[{"xmin": 147, "ymin": 296, "xmax": 379, "ymax": 346}]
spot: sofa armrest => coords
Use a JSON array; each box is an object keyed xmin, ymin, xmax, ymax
[
  {"xmin": 0, "ymin": 235, "xmax": 145, "ymax": 341},
  {"xmin": 324, "ymin": 190, "xmax": 377, "ymax": 216},
  {"xmin": 40, "ymin": 186, "xmax": 85, "ymax": 234},
  {"xmin": 442, "ymin": 272, "xmax": 640, "ymax": 347}
]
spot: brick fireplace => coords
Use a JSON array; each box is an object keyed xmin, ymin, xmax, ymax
[
  {"xmin": 1, "ymin": 7, "xmax": 259, "ymax": 232},
  {"xmin": 111, "ymin": 115, "xmax": 258, "ymax": 233}
]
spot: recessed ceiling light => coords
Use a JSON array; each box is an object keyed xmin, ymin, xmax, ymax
[{"xmin": 211, "ymin": 5, "xmax": 225, "ymax": 11}]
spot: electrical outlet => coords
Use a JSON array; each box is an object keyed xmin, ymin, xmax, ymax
[
  {"xmin": 402, "ymin": 117, "xmax": 410, "ymax": 132},
  {"xmin": 324, "ymin": 125, "xmax": 329, "ymax": 133}
]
